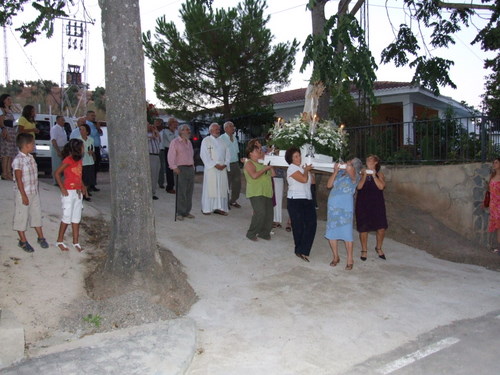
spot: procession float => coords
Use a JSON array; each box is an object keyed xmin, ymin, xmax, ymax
[{"xmin": 264, "ymin": 82, "xmax": 348, "ymax": 172}]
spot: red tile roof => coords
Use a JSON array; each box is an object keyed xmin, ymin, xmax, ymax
[{"xmin": 271, "ymin": 81, "xmax": 412, "ymax": 104}]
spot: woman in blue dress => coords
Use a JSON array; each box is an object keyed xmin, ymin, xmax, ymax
[{"xmin": 325, "ymin": 158, "xmax": 362, "ymax": 270}]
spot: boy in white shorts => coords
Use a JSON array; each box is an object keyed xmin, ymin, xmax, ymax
[{"xmin": 12, "ymin": 133, "xmax": 49, "ymax": 252}]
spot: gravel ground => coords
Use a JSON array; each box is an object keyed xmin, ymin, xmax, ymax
[{"xmin": 58, "ymin": 290, "xmax": 178, "ymax": 338}]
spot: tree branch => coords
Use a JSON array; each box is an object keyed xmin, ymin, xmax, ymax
[
  {"xmin": 438, "ymin": 1, "xmax": 495, "ymax": 11},
  {"xmin": 350, "ymin": 0, "xmax": 366, "ymax": 16}
]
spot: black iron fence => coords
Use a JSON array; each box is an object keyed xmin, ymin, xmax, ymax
[{"xmin": 346, "ymin": 116, "xmax": 500, "ymax": 164}]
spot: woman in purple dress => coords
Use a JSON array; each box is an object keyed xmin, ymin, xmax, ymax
[{"xmin": 355, "ymin": 155, "xmax": 388, "ymax": 261}]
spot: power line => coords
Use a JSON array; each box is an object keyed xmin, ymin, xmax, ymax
[{"xmin": 143, "ymin": 0, "xmax": 184, "ymax": 16}]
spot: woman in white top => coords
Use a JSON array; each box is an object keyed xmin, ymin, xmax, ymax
[{"xmin": 285, "ymin": 146, "xmax": 317, "ymax": 262}]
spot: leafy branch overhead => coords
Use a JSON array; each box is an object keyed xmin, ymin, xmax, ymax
[
  {"xmin": 301, "ymin": 12, "xmax": 377, "ymax": 105},
  {"xmin": 142, "ymin": 0, "xmax": 299, "ymax": 119},
  {"xmin": 306, "ymin": 0, "xmax": 497, "ymax": 100},
  {"xmin": 380, "ymin": 0, "xmax": 497, "ymax": 96},
  {"xmin": 0, "ymin": 0, "xmax": 71, "ymax": 45}
]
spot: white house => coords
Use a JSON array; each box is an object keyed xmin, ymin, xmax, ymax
[{"xmin": 271, "ymin": 82, "xmax": 475, "ymax": 145}]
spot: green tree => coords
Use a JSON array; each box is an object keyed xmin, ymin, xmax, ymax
[
  {"xmin": 92, "ymin": 86, "xmax": 106, "ymax": 112},
  {"xmin": 1, "ymin": 1, "xmax": 170, "ymax": 294},
  {"xmin": 143, "ymin": 0, "xmax": 299, "ymax": 120},
  {"xmin": 477, "ymin": 1, "xmax": 499, "ymax": 118},
  {"xmin": 305, "ymin": 0, "xmax": 498, "ymax": 121},
  {"xmin": 62, "ymin": 85, "xmax": 80, "ymax": 111},
  {"xmin": 0, "ymin": 0, "xmax": 67, "ymax": 45},
  {"xmin": 302, "ymin": 1, "xmax": 377, "ymax": 124},
  {"xmin": 26, "ymin": 79, "xmax": 58, "ymax": 112},
  {"xmin": 483, "ymin": 64, "xmax": 500, "ymax": 118},
  {"xmin": 0, "ymin": 79, "xmax": 25, "ymax": 97}
]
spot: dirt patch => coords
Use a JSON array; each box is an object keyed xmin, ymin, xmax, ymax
[
  {"xmin": 384, "ymin": 190, "xmax": 500, "ymax": 271},
  {"xmin": 57, "ymin": 216, "xmax": 197, "ymax": 338}
]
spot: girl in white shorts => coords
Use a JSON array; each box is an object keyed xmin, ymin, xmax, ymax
[{"xmin": 54, "ymin": 138, "xmax": 86, "ymax": 252}]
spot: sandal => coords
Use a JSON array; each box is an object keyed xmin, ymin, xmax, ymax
[
  {"xmin": 37, "ymin": 237, "xmax": 49, "ymax": 249},
  {"xmin": 73, "ymin": 243, "xmax": 84, "ymax": 252},
  {"xmin": 360, "ymin": 250, "xmax": 367, "ymax": 261},
  {"xmin": 56, "ymin": 242, "xmax": 69, "ymax": 252},
  {"xmin": 345, "ymin": 264, "xmax": 353, "ymax": 271},
  {"xmin": 330, "ymin": 257, "xmax": 340, "ymax": 267},
  {"xmin": 285, "ymin": 226, "xmax": 292, "ymax": 232},
  {"xmin": 18, "ymin": 241, "xmax": 34, "ymax": 253},
  {"xmin": 295, "ymin": 253, "xmax": 310, "ymax": 262}
]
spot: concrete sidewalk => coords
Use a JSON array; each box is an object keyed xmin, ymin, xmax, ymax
[
  {"xmin": 1, "ymin": 319, "xmax": 196, "ymax": 375},
  {"xmin": 1, "ymin": 174, "xmax": 499, "ymax": 374}
]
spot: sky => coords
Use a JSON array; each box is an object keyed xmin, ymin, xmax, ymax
[{"xmin": 0, "ymin": 0, "xmax": 495, "ymax": 110}]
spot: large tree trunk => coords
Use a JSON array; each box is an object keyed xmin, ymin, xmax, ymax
[
  {"xmin": 311, "ymin": 0, "xmax": 330, "ymax": 121},
  {"xmin": 99, "ymin": 0, "xmax": 160, "ymax": 276}
]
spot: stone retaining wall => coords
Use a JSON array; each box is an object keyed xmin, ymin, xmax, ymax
[{"xmin": 314, "ymin": 163, "xmax": 491, "ymax": 246}]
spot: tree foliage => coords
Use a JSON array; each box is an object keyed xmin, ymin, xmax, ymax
[
  {"xmin": 143, "ymin": 0, "xmax": 299, "ymax": 120},
  {"xmin": 306, "ymin": 0, "xmax": 498, "ymax": 119},
  {"xmin": 0, "ymin": 0, "xmax": 69, "ymax": 45},
  {"xmin": 92, "ymin": 86, "xmax": 106, "ymax": 112},
  {"xmin": 475, "ymin": 1, "xmax": 500, "ymax": 117},
  {"xmin": 26, "ymin": 79, "xmax": 58, "ymax": 95},
  {"xmin": 63, "ymin": 85, "xmax": 79, "ymax": 110},
  {"xmin": 0, "ymin": 79, "xmax": 25, "ymax": 97},
  {"xmin": 301, "ymin": 11, "xmax": 377, "ymax": 124}
]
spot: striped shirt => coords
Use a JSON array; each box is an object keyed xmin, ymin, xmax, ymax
[
  {"xmin": 12, "ymin": 151, "xmax": 38, "ymax": 195},
  {"xmin": 148, "ymin": 132, "xmax": 161, "ymax": 154}
]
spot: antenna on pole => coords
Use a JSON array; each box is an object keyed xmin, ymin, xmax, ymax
[{"xmin": 3, "ymin": 26, "xmax": 9, "ymax": 84}]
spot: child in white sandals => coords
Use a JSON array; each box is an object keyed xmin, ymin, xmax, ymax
[{"xmin": 54, "ymin": 138, "xmax": 86, "ymax": 252}]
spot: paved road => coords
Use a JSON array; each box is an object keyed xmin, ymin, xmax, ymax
[
  {"xmin": 1, "ymin": 173, "xmax": 499, "ymax": 374},
  {"xmin": 343, "ymin": 311, "xmax": 500, "ymax": 375}
]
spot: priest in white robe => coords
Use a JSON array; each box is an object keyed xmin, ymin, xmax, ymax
[{"xmin": 200, "ymin": 123, "xmax": 231, "ymax": 215}]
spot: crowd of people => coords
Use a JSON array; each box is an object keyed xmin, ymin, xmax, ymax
[
  {"xmin": 154, "ymin": 118, "xmax": 390, "ymax": 270},
  {"xmin": 2, "ymin": 98, "xmax": 392, "ymax": 263},
  {"xmin": 4, "ymin": 100, "xmax": 499, "ymax": 260},
  {"xmin": 0, "ymin": 91, "xmax": 106, "ymax": 252}
]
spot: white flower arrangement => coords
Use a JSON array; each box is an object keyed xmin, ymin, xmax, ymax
[{"xmin": 270, "ymin": 116, "xmax": 347, "ymax": 158}]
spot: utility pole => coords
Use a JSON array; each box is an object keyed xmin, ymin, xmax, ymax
[
  {"xmin": 3, "ymin": 26, "xmax": 9, "ymax": 84},
  {"xmin": 60, "ymin": 17, "xmax": 93, "ymax": 116}
]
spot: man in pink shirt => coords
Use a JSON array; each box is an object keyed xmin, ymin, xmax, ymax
[{"xmin": 168, "ymin": 124, "xmax": 195, "ymax": 220}]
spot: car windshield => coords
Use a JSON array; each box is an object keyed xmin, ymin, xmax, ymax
[
  {"xmin": 35, "ymin": 120, "xmax": 73, "ymax": 141},
  {"xmin": 35, "ymin": 121, "xmax": 50, "ymax": 141}
]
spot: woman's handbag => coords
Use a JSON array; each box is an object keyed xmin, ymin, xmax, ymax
[{"xmin": 484, "ymin": 191, "xmax": 490, "ymax": 208}]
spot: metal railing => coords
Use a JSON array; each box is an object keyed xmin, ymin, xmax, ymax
[{"xmin": 346, "ymin": 116, "xmax": 500, "ymax": 164}]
